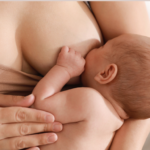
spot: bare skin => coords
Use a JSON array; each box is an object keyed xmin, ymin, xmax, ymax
[
  {"xmin": 82, "ymin": 34, "xmax": 142, "ymax": 119},
  {"xmin": 0, "ymin": 94, "xmax": 62, "ymax": 150},
  {"xmin": 0, "ymin": 2, "xmax": 102, "ymax": 149},
  {"xmin": 0, "ymin": 1, "xmax": 102, "ymax": 81},
  {"xmin": 0, "ymin": 1, "xmax": 150, "ymax": 150},
  {"xmin": 32, "ymin": 46, "xmax": 123, "ymax": 150}
]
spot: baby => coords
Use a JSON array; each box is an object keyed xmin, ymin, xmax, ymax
[
  {"xmin": 82, "ymin": 33, "xmax": 150, "ymax": 119},
  {"xmin": 32, "ymin": 33, "xmax": 150, "ymax": 149}
]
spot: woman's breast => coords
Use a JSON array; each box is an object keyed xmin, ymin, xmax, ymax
[{"xmin": 19, "ymin": 1, "xmax": 103, "ymax": 76}]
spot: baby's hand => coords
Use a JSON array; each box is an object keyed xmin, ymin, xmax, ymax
[{"xmin": 56, "ymin": 46, "xmax": 85, "ymax": 78}]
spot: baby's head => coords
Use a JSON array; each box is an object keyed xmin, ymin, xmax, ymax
[{"xmin": 82, "ymin": 34, "xmax": 150, "ymax": 119}]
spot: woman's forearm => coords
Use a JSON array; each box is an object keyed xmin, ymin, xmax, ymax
[
  {"xmin": 110, "ymin": 118, "xmax": 150, "ymax": 150},
  {"xmin": 90, "ymin": 1, "xmax": 150, "ymax": 41}
]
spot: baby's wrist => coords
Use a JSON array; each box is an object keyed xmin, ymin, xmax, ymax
[{"xmin": 55, "ymin": 64, "xmax": 72, "ymax": 79}]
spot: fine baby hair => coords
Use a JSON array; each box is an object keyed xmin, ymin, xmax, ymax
[{"xmin": 108, "ymin": 34, "xmax": 150, "ymax": 119}]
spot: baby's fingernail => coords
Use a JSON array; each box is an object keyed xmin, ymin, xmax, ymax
[{"xmin": 63, "ymin": 46, "xmax": 69, "ymax": 51}]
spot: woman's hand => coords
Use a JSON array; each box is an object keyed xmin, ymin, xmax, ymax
[{"xmin": 0, "ymin": 94, "xmax": 63, "ymax": 150}]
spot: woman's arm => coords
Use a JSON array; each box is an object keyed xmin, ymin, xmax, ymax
[
  {"xmin": 90, "ymin": 1, "xmax": 150, "ymax": 42},
  {"xmin": 90, "ymin": 1, "xmax": 150, "ymax": 149},
  {"xmin": 110, "ymin": 119, "xmax": 150, "ymax": 150}
]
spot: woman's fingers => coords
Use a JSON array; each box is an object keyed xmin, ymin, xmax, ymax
[
  {"xmin": 0, "ymin": 107, "xmax": 54, "ymax": 124},
  {"xmin": 0, "ymin": 122, "xmax": 62, "ymax": 140},
  {"xmin": 0, "ymin": 133, "xmax": 57, "ymax": 150},
  {"xmin": 0, "ymin": 94, "xmax": 35, "ymax": 107}
]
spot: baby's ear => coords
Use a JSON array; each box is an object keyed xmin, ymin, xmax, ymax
[{"xmin": 94, "ymin": 64, "xmax": 118, "ymax": 84}]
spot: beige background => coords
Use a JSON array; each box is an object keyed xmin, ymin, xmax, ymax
[{"xmin": 143, "ymin": 133, "xmax": 150, "ymax": 150}]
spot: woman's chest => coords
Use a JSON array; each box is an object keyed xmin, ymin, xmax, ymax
[{"xmin": 19, "ymin": 1, "xmax": 103, "ymax": 76}]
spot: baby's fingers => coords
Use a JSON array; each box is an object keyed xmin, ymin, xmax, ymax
[{"xmin": 60, "ymin": 46, "xmax": 69, "ymax": 53}]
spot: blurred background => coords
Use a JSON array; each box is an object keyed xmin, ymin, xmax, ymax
[{"xmin": 142, "ymin": 2, "xmax": 150, "ymax": 150}]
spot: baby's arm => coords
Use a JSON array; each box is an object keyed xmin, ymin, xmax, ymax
[
  {"xmin": 34, "ymin": 86, "xmax": 123, "ymax": 131},
  {"xmin": 32, "ymin": 46, "xmax": 122, "ymax": 129},
  {"xmin": 32, "ymin": 46, "xmax": 85, "ymax": 102}
]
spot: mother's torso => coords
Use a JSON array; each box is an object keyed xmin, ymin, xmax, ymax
[
  {"xmin": 0, "ymin": 1, "xmax": 103, "ymax": 84},
  {"xmin": 0, "ymin": 2, "xmax": 112, "ymax": 150}
]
